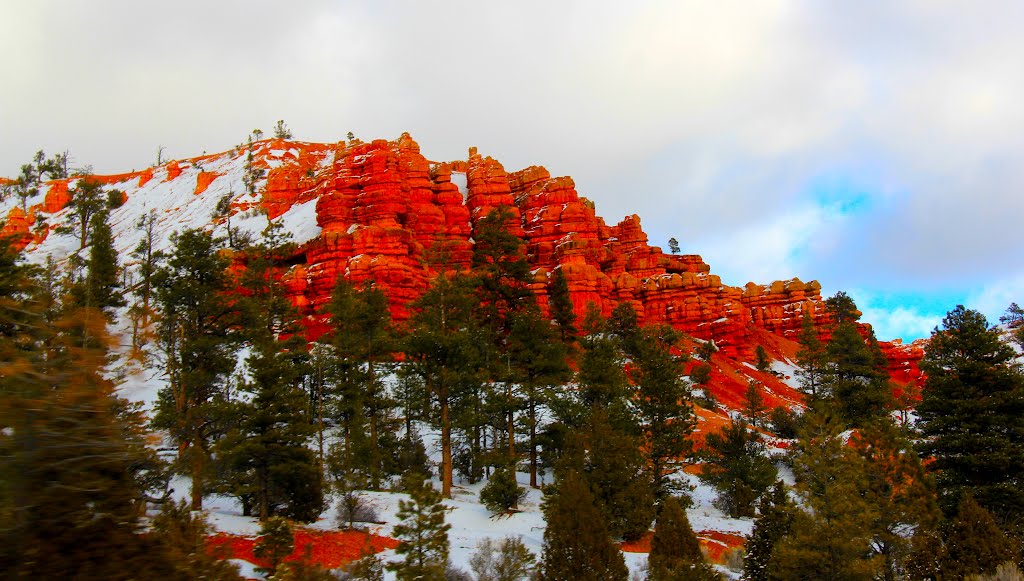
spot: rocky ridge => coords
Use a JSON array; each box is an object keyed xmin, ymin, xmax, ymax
[{"xmin": 0, "ymin": 133, "xmax": 925, "ymax": 410}]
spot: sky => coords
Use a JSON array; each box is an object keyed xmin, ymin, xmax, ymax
[{"xmin": 2, "ymin": 0, "xmax": 1022, "ymax": 341}]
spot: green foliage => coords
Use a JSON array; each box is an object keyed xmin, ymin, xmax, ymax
[
  {"xmin": 630, "ymin": 324, "xmax": 695, "ymax": 500},
  {"xmin": 795, "ymin": 311, "xmax": 827, "ymax": 400},
  {"xmin": 700, "ymin": 419, "xmax": 777, "ymax": 518},
  {"xmin": 403, "ymin": 273, "xmax": 489, "ymax": 498},
  {"xmin": 772, "ymin": 413, "xmax": 881, "ymax": 580},
  {"xmin": 254, "ymin": 516, "xmax": 295, "ymax": 577},
  {"xmin": 539, "ymin": 470, "xmax": 628, "ymax": 581},
  {"xmin": 323, "ymin": 277, "xmax": 399, "ymax": 490},
  {"xmin": 480, "ymin": 463, "xmax": 526, "ymax": 514},
  {"xmin": 153, "ymin": 229, "xmax": 239, "ymax": 509},
  {"xmin": 388, "ymin": 475, "xmax": 451, "ymax": 581},
  {"xmin": 649, "ymin": 496, "xmax": 721, "ymax": 581},
  {"xmin": 151, "ymin": 499, "xmax": 243, "ymax": 580},
  {"xmin": 342, "ymin": 550, "xmax": 386, "ymax": 580},
  {"xmin": 469, "ymin": 537, "xmax": 537, "ymax": 581},
  {"xmin": 822, "ymin": 321, "xmax": 894, "ymax": 426},
  {"xmin": 0, "ymin": 254, "xmax": 175, "ymax": 578},
  {"xmin": 743, "ymin": 380, "xmax": 767, "ymax": 427},
  {"xmin": 754, "ymin": 345, "xmax": 772, "ymax": 372},
  {"xmin": 568, "ymin": 408, "xmax": 655, "ymax": 541},
  {"xmin": 548, "ymin": 267, "xmax": 578, "ymax": 343},
  {"xmin": 63, "ymin": 177, "xmax": 107, "ymax": 249},
  {"xmin": 942, "ymin": 495, "xmax": 1020, "ymax": 579},
  {"xmin": 75, "ymin": 209, "xmax": 125, "ymax": 315},
  {"xmin": 273, "ymin": 119, "xmax": 293, "ymax": 139},
  {"xmin": 667, "ymin": 237, "xmax": 680, "ymax": 255},
  {"xmin": 916, "ymin": 305, "xmax": 1024, "ymax": 521},
  {"xmin": 506, "ymin": 306, "xmax": 571, "ymax": 487},
  {"xmin": 219, "ymin": 223, "xmax": 323, "ymax": 522},
  {"xmin": 742, "ymin": 482, "xmax": 794, "ymax": 581},
  {"xmin": 825, "ymin": 290, "xmax": 859, "ymax": 324}
]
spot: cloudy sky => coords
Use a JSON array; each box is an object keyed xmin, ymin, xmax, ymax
[{"xmin": 2, "ymin": 0, "xmax": 1022, "ymax": 340}]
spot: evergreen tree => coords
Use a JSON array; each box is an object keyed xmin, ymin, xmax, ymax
[
  {"xmin": 254, "ymin": 516, "xmax": 294, "ymax": 577},
  {"xmin": 667, "ymin": 237, "xmax": 680, "ymax": 255},
  {"xmin": 63, "ymin": 177, "xmax": 107, "ymax": 249},
  {"xmin": 795, "ymin": 311, "xmax": 827, "ymax": 401},
  {"xmin": 323, "ymin": 277, "xmax": 399, "ymax": 490},
  {"xmin": 0, "ymin": 260, "xmax": 176, "ymax": 578},
  {"xmin": 220, "ymin": 222, "xmax": 323, "ymax": 521},
  {"xmin": 78, "ymin": 209, "xmax": 125, "ymax": 315},
  {"xmin": 539, "ymin": 470, "xmax": 628, "ymax": 581},
  {"xmin": 742, "ymin": 482, "xmax": 794, "ymax": 581},
  {"xmin": 754, "ymin": 345, "xmax": 772, "ymax": 373},
  {"xmin": 506, "ymin": 306, "xmax": 570, "ymax": 488},
  {"xmin": 548, "ymin": 267, "xmax": 578, "ymax": 344},
  {"xmin": 480, "ymin": 462, "xmax": 526, "ymax": 514},
  {"xmin": 572, "ymin": 408, "xmax": 655, "ymax": 541},
  {"xmin": 128, "ymin": 209, "xmax": 162, "ymax": 352},
  {"xmin": 388, "ymin": 475, "xmax": 451, "ymax": 581},
  {"xmin": 823, "ymin": 319, "xmax": 894, "ymax": 427},
  {"xmin": 772, "ymin": 413, "xmax": 881, "ymax": 580},
  {"xmin": 916, "ymin": 305, "xmax": 1024, "ymax": 522},
  {"xmin": 631, "ymin": 324, "xmax": 695, "ymax": 501},
  {"xmin": 852, "ymin": 420, "xmax": 941, "ymax": 580},
  {"xmin": 153, "ymin": 229, "xmax": 239, "ymax": 509},
  {"xmin": 941, "ymin": 495, "xmax": 1020, "ymax": 579},
  {"xmin": 700, "ymin": 418, "xmax": 777, "ymax": 518},
  {"xmin": 743, "ymin": 380, "xmax": 768, "ymax": 427},
  {"xmin": 648, "ymin": 495, "xmax": 720, "ymax": 581},
  {"xmin": 151, "ymin": 499, "xmax": 243, "ymax": 580},
  {"xmin": 404, "ymin": 273, "xmax": 488, "ymax": 498},
  {"xmin": 273, "ymin": 119, "xmax": 293, "ymax": 139}
]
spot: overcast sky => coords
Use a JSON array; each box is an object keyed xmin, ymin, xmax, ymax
[{"xmin": 2, "ymin": 0, "xmax": 1022, "ymax": 340}]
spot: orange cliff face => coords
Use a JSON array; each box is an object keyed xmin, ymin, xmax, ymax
[{"xmin": 2, "ymin": 132, "xmax": 923, "ymax": 402}]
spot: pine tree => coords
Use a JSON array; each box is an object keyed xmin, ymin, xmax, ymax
[
  {"xmin": 743, "ymin": 380, "xmax": 767, "ymax": 427},
  {"xmin": 128, "ymin": 209, "xmax": 162, "ymax": 352},
  {"xmin": 648, "ymin": 495, "xmax": 720, "ymax": 581},
  {"xmin": 323, "ymin": 278, "xmax": 398, "ymax": 490},
  {"xmin": 539, "ymin": 470, "xmax": 628, "ymax": 581},
  {"xmin": 823, "ymin": 319, "xmax": 894, "ymax": 427},
  {"xmin": 772, "ymin": 413, "xmax": 881, "ymax": 580},
  {"xmin": 574, "ymin": 408, "xmax": 655, "ymax": 541},
  {"xmin": 916, "ymin": 305, "xmax": 1024, "ymax": 522},
  {"xmin": 754, "ymin": 345, "xmax": 772, "ymax": 372},
  {"xmin": 667, "ymin": 237, "xmax": 680, "ymax": 255},
  {"xmin": 79, "ymin": 209, "xmax": 125, "ymax": 315},
  {"xmin": 220, "ymin": 222, "xmax": 323, "ymax": 521},
  {"xmin": 254, "ymin": 516, "xmax": 295, "ymax": 577},
  {"xmin": 0, "ymin": 259, "xmax": 176, "ymax": 578},
  {"xmin": 942, "ymin": 495, "xmax": 1020, "ymax": 579},
  {"xmin": 548, "ymin": 267, "xmax": 578, "ymax": 344},
  {"xmin": 151, "ymin": 499, "xmax": 243, "ymax": 580},
  {"xmin": 273, "ymin": 119, "xmax": 293, "ymax": 139},
  {"xmin": 480, "ymin": 462, "xmax": 526, "ymax": 514},
  {"xmin": 631, "ymin": 324, "xmax": 695, "ymax": 501},
  {"xmin": 152, "ymin": 229, "xmax": 240, "ymax": 509},
  {"xmin": 63, "ymin": 177, "xmax": 107, "ymax": 249},
  {"xmin": 742, "ymin": 482, "xmax": 794, "ymax": 581},
  {"xmin": 388, "ymin": 475, "xmax": 451, "ymax": 581},
  {"xmin": 795, "ymin": 311, "xmax": 827, "ymax": 401},
  {"xmin": 699, "ymin": 418, "xmax": 777, "ymax": 518},
  {"xmin": 506, "ymin": 306, "xmax": 570, "ymax": 488},
  {"xmin": 403, "ymin": 273, "xmax": 488, "ymax": 498},
  {"xmin": 851, "ymin": 420, "xmax": 941, "ymax": 580}
]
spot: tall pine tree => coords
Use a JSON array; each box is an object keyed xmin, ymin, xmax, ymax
[
  {"xmin": 916, "ymin": 305, "xmax": 1024, "ymax": 522},
  {"xmin": 648, "ymin": 495, "xmax": 720, "ymax": 581},
  {"xmin": 153, "ymin": 229, "xmax": 239, "ymax": 509}
]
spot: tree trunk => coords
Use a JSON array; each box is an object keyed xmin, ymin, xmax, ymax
[
  {"xmin": 441, "ymin": 396, "xmax": 452, "ymax": 498},
  {"xmin": 529, "ymin": 399, "xmax": 538, "ymax": 488}
]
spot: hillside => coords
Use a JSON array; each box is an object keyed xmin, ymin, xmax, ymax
[{"xmin": 0, "ymin": 132, "xmax": 925, "ymax": 414}]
